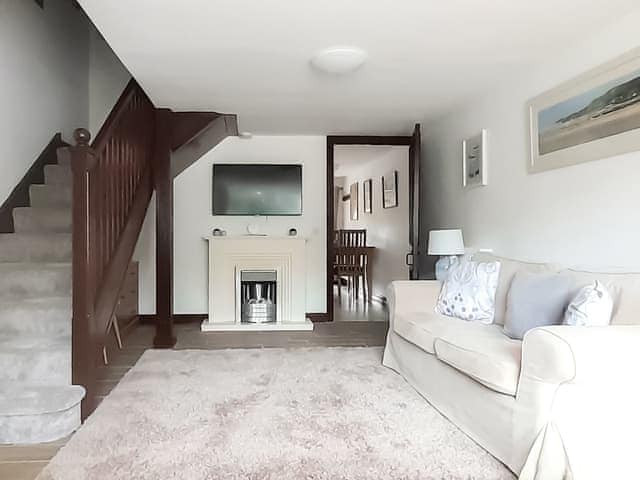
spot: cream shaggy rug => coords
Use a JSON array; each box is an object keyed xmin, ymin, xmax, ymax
[{"xmin": 38, "ymin": 347, "xmax": 514, "ymax": 479}]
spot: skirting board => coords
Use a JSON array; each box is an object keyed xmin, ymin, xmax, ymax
[
  {"xmin": 201, "ymin": 320, "xmax": 314, "ymax": 332},
  {"xmin": 140, "ymin": 313, "xmax": 329, "ymax": 324}
]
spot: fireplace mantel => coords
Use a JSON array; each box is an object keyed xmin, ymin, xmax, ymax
[{"xmin": 201, "ymin": 236, "xmax": 313, "ymax": 331}]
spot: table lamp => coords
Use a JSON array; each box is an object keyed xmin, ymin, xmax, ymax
[{"xmin": 428, "ymin": 229, "xmax": 465, "ymax": 281}]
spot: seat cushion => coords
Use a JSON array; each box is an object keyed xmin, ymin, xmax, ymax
[
  {"xmin": 434, "ymin": 326, "xmax": 522, "ymax": 396},
  {"xmin": 394, "ymin": 312, "xmax": 487, "ymax": 354}
]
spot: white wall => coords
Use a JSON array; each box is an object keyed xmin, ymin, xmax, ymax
[
  {"xmin": 133, "ymin": 193, "xmax": 156, "ymax": 314},
  {"xmin": 0, "ymin": 1, "xmax": 131, "ymax": 205},
  {"xmin": 335, "ymin": 146, "xmax": 410, "ymax": 298},
  {"xmin": 134, "ymin": 136, "xmax": 327, "ymax": 314},
  {"xmin": 0, "ymin": 0, "xmax": 88, "ymax": 203},
  {"xmin": 421, "ymin": 9, "xmax": 640, "ymax": 271},
  {"xmin": 88, "ymin": 26, "xmax": 131, "ymax": 136}
]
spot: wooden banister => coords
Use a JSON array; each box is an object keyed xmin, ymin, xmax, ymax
[
  {"xmin": 60, "ymin": 78, "xmax": 237, "ymax": 418},
  {"xmin": 59, "ymin": 81, "xmax": 155, "ymax": 417}
]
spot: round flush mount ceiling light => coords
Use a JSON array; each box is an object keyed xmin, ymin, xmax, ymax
[{"xmin": 311, "ymin": 46, "xmax": 368, "ymax": 74}]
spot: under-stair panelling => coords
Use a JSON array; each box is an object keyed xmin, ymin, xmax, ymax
[{"xmin": 0, "ymin": 152, "xmax": 82, "ymax": 445}]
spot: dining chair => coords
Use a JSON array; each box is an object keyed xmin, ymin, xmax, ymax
[{"xmin": 336, "ymin": 229, "xmax": 367, "ymax": 247}]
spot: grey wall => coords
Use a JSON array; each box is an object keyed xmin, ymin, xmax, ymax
[{"xmin": 0, "ymin": 0, "xmax": 131, "ymax": 205}]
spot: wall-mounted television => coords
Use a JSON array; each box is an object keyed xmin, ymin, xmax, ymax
[{"xmin": 212, "ymin": 164, "xmax": 303, "ymax": 216}]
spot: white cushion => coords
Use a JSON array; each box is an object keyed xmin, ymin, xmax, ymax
[
  {"xmin": 434, "ymin": 326, "xmax": 522, "ymax": 396},
  {"xmin": 435, "ymin": 260, "xmax": 501, "ymax": 324},
  {"xmin": 564, "ymin": 280, "xmax": 613, "ymax": 327},
  {"xmin": 562, "ymin": 269, "xmax": 640, "ymax": 325},
  {"xmin": 393, "ymin": 312, "xmax": 493, "ymax": 355}
]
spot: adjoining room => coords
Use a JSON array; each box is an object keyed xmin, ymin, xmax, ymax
[{"xmin": 332, "ymin": 144, "xmax": 410, "ymax": 321}]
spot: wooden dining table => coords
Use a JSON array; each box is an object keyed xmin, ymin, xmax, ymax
[{"xmin": 333, "ymin": 246, "xmax": 376, "ymax": 302}]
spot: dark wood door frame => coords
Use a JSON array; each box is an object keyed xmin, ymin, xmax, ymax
[{"xmin": 325, "ymin": 134, "xmax": 416, "ymax": 322}]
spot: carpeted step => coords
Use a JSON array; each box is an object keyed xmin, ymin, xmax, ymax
[
  {"xmin": 0, "ymin": 383, "xmax": 84, "ymax": 444},
  {"xmin": 0, "ymin": 334, "xmax": 70, "ymax": 385},
  {"xmin": 0, "ymin": 264, "xmax": 71, "ymax": 300},
  {"xmin": 44, "ymin": 164, "xmax": 72, "ymax": 186},
  {"xmin": 29, "ymin": 184, "xmax": 72, "ymax": 207},
  {"xmin": 12, "ymin": 207, "xmax": 71, "ymax": 233},
  {"xmin": 0, "ymin": 296, "xmax": 71, "ymax": 336},
  {"xmin": 0, "ymin": 233, "xmax": 72, "ymax": 262}
]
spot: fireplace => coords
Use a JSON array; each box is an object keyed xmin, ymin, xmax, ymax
[
  {"xmin": 203, "ymin": 236, "xmax": 313, "ymax": 331},
  {"xmin": 239, "ymin": 270, "xmax": 277, "ymax": 323}
]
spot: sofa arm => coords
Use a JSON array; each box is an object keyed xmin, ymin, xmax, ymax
[
  {"xmin": 521, "ymin": 325, "xmax": 640, "ymax": 386},
  {"xmin": 387, "ymin": 280, "xmax": 441, "ymax": 327}
]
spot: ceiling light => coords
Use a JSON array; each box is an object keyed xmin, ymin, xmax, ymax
[{"xmin": 311, "ymin": 46, "xmax": 367, "ymax": 74}]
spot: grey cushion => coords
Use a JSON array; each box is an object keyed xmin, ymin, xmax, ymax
[{"xmin": 503, "ymin": 272, "xmax": 576, "ymax": 340}]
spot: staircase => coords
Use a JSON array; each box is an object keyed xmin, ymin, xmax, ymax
[
  {"xmin": 0, "ymin": 157, "xmax": 84, "ymax": 444},
  {"xmin": 0, "ymin": 79, "xmax": 237, "ymax": 445}
]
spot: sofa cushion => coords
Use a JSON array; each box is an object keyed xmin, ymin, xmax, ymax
[
  {"xmin": 503, "ymin": 272, "xmax": 576, "ymax": 340},
  {"xmin": 393, "ymin": 312, "xmax": 490, "ymax": 355},
  {"xmin": 434, "ymin": 326, "xmax": 522, "ymax": 396},
  {"xmin": 473, "ymin": 253, "xmax": 560, "ymax": 326},
  {"xmin": 435, "ymin": 260, "xmax": 501, "ymax": 324},
  {"xmin": 562, "ymin": 269, "xmax": 640, "ymax": 326}
]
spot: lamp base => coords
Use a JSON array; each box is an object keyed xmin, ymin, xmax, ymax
[{"xmin": 435, "ymin": 255, "xmax": 460, "ymax": 281}]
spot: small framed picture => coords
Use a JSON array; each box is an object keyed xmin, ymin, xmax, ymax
[
  {"xmin": 349, "ymin": 182, "xmax": 359, "ymax": 220},
  {"xmin": 382, "ymin": 170, "xmax": 398, "ymax": 208},
  {"xmin": 462, "ymin": 129, "xmax": 488, "ymax": 188},
  {"xmin": 363, "ymin": 179, "xmax": 372, "ymax": 214}
]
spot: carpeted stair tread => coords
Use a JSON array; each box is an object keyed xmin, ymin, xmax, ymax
[
  {"xmin": 0, "ymin": 152, "xmax": 83, "ymax": 445},
  {"xmin": 0, "ymin": 263, "xmax": 71, "ymax": 299},
  {"xmin": 29, "ymin": 184, "xmax": 72, "ymax": 207},
  {"xmin": 0, "ymin": 233, "xmax": 72, "ymax": 262},
  {"xmin": 0, "ymin": 334, "xmax": 70, "ymax": 385},
  {"xmin": 43, "ymin": 164, "xmax": 71, "ymax": 185},
  {"xmin": 0, "ymin": 296, "xmax": 71, "ymax": 335},
  {"xmin": 12, "ymin": 207, "xmax": 72, "ymax": 233},
  {"xmin": 0, "ymin": 384, "xmax": 85, "ymax": 416}
]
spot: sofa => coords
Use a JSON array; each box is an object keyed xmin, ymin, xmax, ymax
[{"xmin": 382, "ymin": 254, "xmax": 640, "ymax": 479}]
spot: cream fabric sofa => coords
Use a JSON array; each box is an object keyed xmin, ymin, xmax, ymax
[{"xmin": 382, "ymin": 255, "xmax": 640, "ymax": 479}]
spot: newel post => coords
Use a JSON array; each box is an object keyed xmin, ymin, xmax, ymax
[
  {"xmin": 153, "ymin": 109, "xmax": 177, "ymax": 348},
  {"xmin": 62, "ymin": 128, "xmax": 98, "ymax": 419}
]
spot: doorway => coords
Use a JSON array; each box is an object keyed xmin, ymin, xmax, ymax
[{"xmin": 326, "ymin": 126, "xmax": 422, "ymax": 322}]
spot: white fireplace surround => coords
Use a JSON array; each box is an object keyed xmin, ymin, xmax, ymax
[{"xmin": 202, "ymin": 236, "xmax": 313, "ymax": 331}]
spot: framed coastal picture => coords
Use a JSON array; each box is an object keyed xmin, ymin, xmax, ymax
[
  {"xmin": 363, "ymin": 179, "xmax": 372, "ymax": 213},
  {"xmin": 462, "ymin": 129, "xmax": 488, "ymax": 188},
  {"xmin": 527, "ymin": 47, "xmax": 640, "ymax": 173},
  {"xmin": 382, "ymin": 170, "xmax": 398, "ymax": 208},
  {"xmin": 349, "ymin": 182, "xmax": 358, "ymax": 220}
]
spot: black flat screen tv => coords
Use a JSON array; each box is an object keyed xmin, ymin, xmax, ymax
[{"xmin": 212, "ymin": 164, "xmax": 302, "ymax": 216}]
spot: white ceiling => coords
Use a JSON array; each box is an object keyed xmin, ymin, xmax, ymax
[{"xmin": 79, "ymin": 0, "xmax": 639, "ymax": 135}]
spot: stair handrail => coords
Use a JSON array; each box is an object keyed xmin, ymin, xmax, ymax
[{"xmin": 59, "ymin": 80, "xmax": 155, "ymax": 417}]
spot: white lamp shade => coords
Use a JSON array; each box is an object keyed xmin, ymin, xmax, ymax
[{"xmin": 428, "ymin": 229, "xmax": 465, "ymax": 255}]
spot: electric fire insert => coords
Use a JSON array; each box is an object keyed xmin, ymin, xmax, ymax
[{"xmin": 240, "ymin": 270, "xmax": 277, "ymax": 323}]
